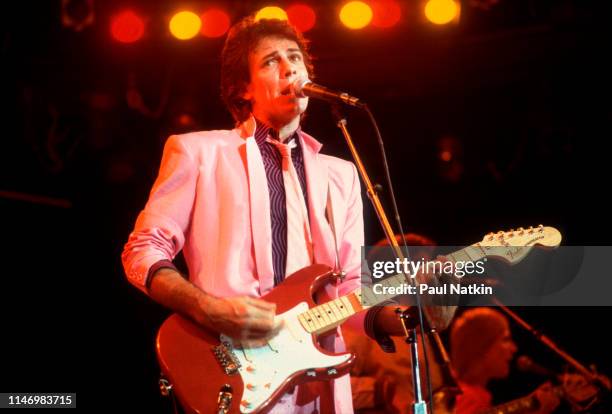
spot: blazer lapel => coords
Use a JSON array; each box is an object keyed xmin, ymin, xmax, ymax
[
  {"xmin": 241, "ymin": 119, "xmax": 275, "ymax": 295},
  {"xmin": 300, "ymin": 131, "xmax": 337, "ymax": 269}
]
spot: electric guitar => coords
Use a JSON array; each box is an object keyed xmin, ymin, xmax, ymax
[{"xmin": 156, "ymin": 225, "xmax": 562, "ymax": 413}]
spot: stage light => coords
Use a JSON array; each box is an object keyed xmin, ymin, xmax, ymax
[
  {"xmin": 178, "ymin": 113, "xmax": 195, "ymax": 127},
  {"xmin": 372, "ymin": 0, "xmax": 401, "ymax": 28},
  {"xmin": 287, "ymin": 4, "xmax": 316, "ymax": 32},
  {"xmin": 440, "ymin": 150, "xmax": 452, "ymax": 162},
  {"xmin": 255, "ymin": 6, "xmax": 288, "ymax": 21},
  {"xmin": 437, "ymin": 135, "xmax": 463, "ymax": 182},
  {"xmin": 340, "ymin": 1, "xmax": 373, "ymax": 30},
  {"xmin": 169, "ymin": 11, "xmax": 202, "ymax": 40},
  {"xmin": 111, "ymin": 11, "xmax": 145, "ymax": 43},
  {"xmin": 200, "ymin": 9, "xmax": 231, "ymax": 38},
  {"xmin": 424, "ymin": 0, "xmax": 459, "ymax": 25}
]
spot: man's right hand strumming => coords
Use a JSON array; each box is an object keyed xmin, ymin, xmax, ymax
[
  {"xmin": 203, "ymin": 296, "xmax": 283, "ymax": 341},
  {"xmin": 149, "ymin": 268, "xmax": 282, "ymax": 342}
]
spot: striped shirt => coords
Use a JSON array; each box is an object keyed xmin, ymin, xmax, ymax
[
  {"xmin": 254, "ymin": 119, "xmax": 309, "ymax": 286},
  {"xmin": 254, "ymin": 120, "xmax": 394, "ymax": 351}
]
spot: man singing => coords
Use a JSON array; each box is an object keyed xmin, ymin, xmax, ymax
[{"xmin": 122, "ymin": 15, "xmax": 443, "ymax": 413}]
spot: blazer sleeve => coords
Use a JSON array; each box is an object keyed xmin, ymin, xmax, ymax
[
  {"xmin": 337, "ymin": 162, "xmax": 365, "ymax": 298},
  {"xmin": 121, "ymin": 135, "xmax": 198, "ymax": 293},
  {"xmin": 337, "ymin": 162, "xmax": 397, "ymax": 351}
]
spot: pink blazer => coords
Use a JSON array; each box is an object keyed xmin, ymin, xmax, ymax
[{"xmin": 122, "ymin": 117, "xmax": 365, "ymax": 413}]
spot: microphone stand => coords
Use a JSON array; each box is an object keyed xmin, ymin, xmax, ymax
[
  {"xmin": 493, "ymin": 297, "xmax": 611, "ymax": 392},
  {"xmin": 398, "ymin": 308, "xmax": 428, "ymax": 414},
  {"xmin": 331, "ymin": 105, "xmax": 431, "ymax": 414}
]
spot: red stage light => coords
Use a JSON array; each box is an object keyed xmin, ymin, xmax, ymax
[
  {"xmin": 372, "ymin": 0, "xmax": 402, "ymax": 28},
  {"xmin": 111, "ymin": 11, "xmax": 145, "ymax": 43},
  {"xmin": 201, "ymin": 8, "xmax": 231, "ymax": 38},
  {"xmin": 287, "ymin": 4, "xmax": 316, "ymax": 32}
]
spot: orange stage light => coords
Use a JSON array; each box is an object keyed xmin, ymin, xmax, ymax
[
  {"xmin": 255, "ymin": 6, "xmax": 288, "ymax": 21},
  {"xmin": 340, "ymin": 1, "xmax": 373, "ymax": 30},
  {"xmin": 424, "ymin": 0, "xmax": 459, "ymax": 25},
  {"xmin": 169, "ymin": 11, "xmax": 202, "ymax": 40}
]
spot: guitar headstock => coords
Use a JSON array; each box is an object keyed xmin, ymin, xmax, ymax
[
  {"xmin": 481, "ymin": 225, "xmax": 562, "ymax": 248},
  {"xmin": 478, "ymin": 225, "xmax": 562, "ymax": 265}
]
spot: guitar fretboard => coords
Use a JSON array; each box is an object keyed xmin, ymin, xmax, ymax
[
  {"xmin": 481, "ymin": 395, "xmax": 538, "ymax": 414},
  {"xmin": 297, "ymin": 243, "xmax": 491, "ymax": 334}
]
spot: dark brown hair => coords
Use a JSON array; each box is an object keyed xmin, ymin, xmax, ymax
[{"xmin": 220, "ymin": 17, "xmax": 314, "ymax": 124}]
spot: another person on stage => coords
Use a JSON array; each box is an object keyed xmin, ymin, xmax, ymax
[{"xmin": 451, "ymin": 307, "xmax": 560, "ymax": 414}]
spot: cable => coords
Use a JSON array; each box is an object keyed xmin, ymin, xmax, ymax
[{"xmin": 364, "ymin": 104, "xmax": 436, "ymax": 413}]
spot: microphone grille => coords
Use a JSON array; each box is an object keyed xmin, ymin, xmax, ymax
[
  {"xmin": 516, "ymin": 355, "xmax": 533, "ymax": 371},
  {"xmin": 293, "ymin": 78, "xmax": 312, "ymax": 97},
  {"xmin": 515, "ymin": 355, "xmax": 555, "ymax": 377}
]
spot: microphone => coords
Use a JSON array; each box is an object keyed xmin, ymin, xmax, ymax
[
  {"xmin": 516, "ymin": 355, "xmax": 556, "ymax": 378},
  {"xmin": 293, "ymin": 78, "xmax": 366, "ymax": 108}
]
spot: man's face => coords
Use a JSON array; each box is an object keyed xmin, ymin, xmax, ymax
[
  {"xmin": 243, "ymin": 36, "xmax": 309, "ymax": 128},
  {"xmin": 485, "ymin": 328, "xmax": 517, "ymax": 379}
]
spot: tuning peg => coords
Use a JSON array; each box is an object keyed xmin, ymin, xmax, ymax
[
  {"xmin": 538, "ymin": 224, "xmax": 544, "ymax": 232},
  {"xmin": 528, "ymin": 226, "xmax": 534, "ymax": 234}
]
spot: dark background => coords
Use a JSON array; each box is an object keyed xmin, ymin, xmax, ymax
[{"xmin": 1, "ymin": 0, "xmax": 611, "ymax": 411}]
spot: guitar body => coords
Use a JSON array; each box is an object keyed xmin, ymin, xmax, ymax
[{"xmin": 156, "ymin": 264, "xmax": 356, "ymax": 414}]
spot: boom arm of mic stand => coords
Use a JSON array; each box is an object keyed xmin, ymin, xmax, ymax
[
  {"xmin": 332, "ymin": 108, "xmax": 399, "ymax": 252},
  {"xmin": 331, "ymin": 105, "xmax": 431, "ymax": 414}
]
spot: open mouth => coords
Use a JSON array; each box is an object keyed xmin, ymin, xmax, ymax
[{"xmin": 280, "ymin": 85, "xmax": 292, "ymax": 96}]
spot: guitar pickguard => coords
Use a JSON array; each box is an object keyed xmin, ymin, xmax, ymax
[{"xmin": 219, "ymin": 302, "xmax": 352, "ymax": 413}]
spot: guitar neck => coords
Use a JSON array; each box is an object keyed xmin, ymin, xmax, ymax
[
  {"xmin": 481, "ymin": 394, "xmax": 538, "ymax": 414},
  {"xmin": 481, "ymin": 383, "xmax": 567, "ymax": 414},
  {"xmin": 297, "ymin": 243, "xmax": 487, "ymax": 335},
  {"xmin": 297, "ymin": 225, "xmax": 560, "ymax": 335}
]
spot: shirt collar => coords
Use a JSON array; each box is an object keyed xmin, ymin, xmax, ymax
[{"xmin": 254, "ymin": 117, "xmax": 300, "ymax": 147}]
